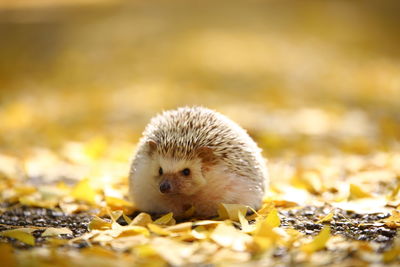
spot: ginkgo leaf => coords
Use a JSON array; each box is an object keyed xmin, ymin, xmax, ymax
[
  {"xmin": 88, "ymin": 216, "xmax": 112, "ymax": 230},
  {"xmin": 265, "ymin": 207, "xmax": 280, "ymax": 228},
  {"xmin": 131, "ymin": 212, "xmax": 152, "ymax": 226},
  {"xmin": 238, "ymin": 210, "xmax": 254, "ymax": 233},
  {"xmin": 71, "ymin": 178, "xmax": 98, "ymax": 204},
  {"xmin": 165, "ymin": 222, "xmax": 193, "ymax": 233},
  {"xmin": 182, "ymin": 205, "xmax": 195, "ymax": 218},
  {"xmin": 122, "ymin": 213, "xmax": 132, "ymax": 225},
  {"xmin": 349, "ymin": 184, "xmax": 372, "ymax": 200},
  {"xmin": 384, "ymin": 210, "xmax": 400, "ymax": 228},
  {"xmin": 301, "ymin": 226, "xmax": 331, "ymax": 254},
  {"xmin": 218, "ymin": 203, "xmax": 248, "ymax": 221},
  {"xmin": 154, "ymin": 212, "xmax": 175, "ymax": 225},
  {"xmin": 110, "ymin": 210, "xmax": 123, "ymax": 222},
  {"xmin": 0, "ymin": 243, "xmax": 16, "ymax": 267},
  {"xmin": 105, "ymin": 196, "xmax": 135, "ymax": 211},
  {"xmin": 82, "ymin": 246, "xmax": 117, "ymax": 258},
  {"xmin": 115, "ymin": 226, "xmax": 150, "ymax": 237},
  {"xmin": 42, "ymin": 227, "xmax": 73, "ymax": 237},
  {"xmin": 210, "ymin": 223, "xmax": 252, "ymax": 251},
  {"xmin": 317, "ymin": 212, "xmax": 334, "ymax": 224},
  {"xmin": 0, "ymin": 228, "xmax": 36, "ymax": 246},
  {"xmin": 148, "ymin": 223, "xmax": 172, "ymax": 236},
  {"xmin": 383, "ymin": 246, "xmax": 400, "ymax": 262},
  {"xmin": 19, "ymin": 196, "xmax": 57, "ymax": 209},
  {"xmin": 191, "ymin": 226, "xmax": 209, "ymax": 240}
]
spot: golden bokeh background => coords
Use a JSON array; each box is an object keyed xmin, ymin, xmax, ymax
[{"xmin": 1, "ymin": 0, "xmax": 399, "ymax": 156}]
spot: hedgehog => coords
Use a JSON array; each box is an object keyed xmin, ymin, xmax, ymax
[{"xmin": 129, "ymin": 106, "xmax": 268, "ymax": 217}]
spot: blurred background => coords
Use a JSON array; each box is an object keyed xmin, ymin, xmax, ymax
[{"xmin": 0, "ymin": 0, "xmax": 399, "ymax": 157}]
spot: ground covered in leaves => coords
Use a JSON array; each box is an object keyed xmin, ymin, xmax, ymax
[{"xmin": 1, "ymin": 0, "xmax": 400, "ymax": 266}]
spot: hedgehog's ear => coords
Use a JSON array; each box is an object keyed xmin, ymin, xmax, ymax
[
  {"xmin": 147, "ymin": 140, "xmax": 157, "ymax": 155},
  {"xmin": 197, "ymin": 146, "xmax": 217, "ymax": 164}
]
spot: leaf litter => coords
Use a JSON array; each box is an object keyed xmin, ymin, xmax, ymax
[{"xmin": 1, "ymin": 138, "xmax": 400, "ymax": 266}]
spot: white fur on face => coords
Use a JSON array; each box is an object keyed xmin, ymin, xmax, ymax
[{"xmin": 157, "ymin": 156, "xmax": 206, "ymax": 195}]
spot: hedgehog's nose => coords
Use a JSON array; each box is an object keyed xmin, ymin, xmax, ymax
[{"xmin": 159, "ymin": 180, "xmax": 172, "ymax": 194}]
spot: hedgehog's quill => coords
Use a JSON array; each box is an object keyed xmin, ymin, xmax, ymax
[{"xmin": 129, "ymin": 106, "xmax": 268, "ymax": 217}]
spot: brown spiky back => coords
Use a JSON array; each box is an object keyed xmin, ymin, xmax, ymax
[{"xmin": 140, "ymin": 106, "xmax": 264, "ymax": 179}]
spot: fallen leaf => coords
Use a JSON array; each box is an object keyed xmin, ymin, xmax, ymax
[
  {"xmin": 218, "ymin": 203, "xmax": 248, "ymax": 221},
  {"xmin": 131, "ymin": 212, "xmax": 152, "ymax": 226},
  {"xmin": 115, "ymin": 225, "xmax": 150, "ymax": 237},
  {"xmin": 148, "ymin": 223, "xmax": 172, "ymax": 236},
  {"xmin": 317, "ymin": 212, "xmax": 334, "ymax": 224},
  {"xmin": 238, "ymin": 210, "xmax": 254, "ymax": 233},
  {"xmin": 0, "ymin": 243, "xmax": 16, "ymax": 267},
  {"xmin": 42, "ymin": 227, "xmax": 73, "ymax": 237},
  {"xmin": 265, "ymin": 207, "xmax": 281, "ymax": 228},
  {"xmin": 210, "ymin": 223, "xmax": 252, "ymax": 251},
  {"xmin": 0, "ymin": 228, "xmax": 36, "ymax": 246},
  {"xmin": 165, "ymin": 222, "xmax": 193, "ymax": 233},
  {"xmin": 301, "ymin": 226, "xmax": 331, "ymax": 254},
  {"xmin": 384, "ymin": 210, "xmax": 400, "ymax": 228},
  {"xmin": 88, "ymin": 216, "xmax": 112, "ymax": 230},
  {"xmin": 349, "ymin": 184, "xmax": 372, "ymax": 200},
  {"xmin": 82, "ymin": 246, "xmax": 117, "ymax": 259},
  {"xmin": 105, "ymin": 196, "xmax": 135, "ymax": 213},
  {"xmin": 154, "ymin": 212, "xmax": 175, "ymax": 225},
  {"xmin": 71, "ymin": 178, "xmax": 98, "ymax": 204}
]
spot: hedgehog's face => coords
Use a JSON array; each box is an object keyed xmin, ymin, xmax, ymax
[
  {"xmin": 152, "ymin": 156, "xmax": 206, "ymax": 196},
  {"xmin": 145, "ymin": 140, "xmax": 217, "ymax": 196}
]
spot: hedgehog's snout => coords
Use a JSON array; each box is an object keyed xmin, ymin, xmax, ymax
[{"xmin": 159, "ymin": 179, "xmax": 172, "ymax": 194}]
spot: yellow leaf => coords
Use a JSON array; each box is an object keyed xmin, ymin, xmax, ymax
[
  {"xmin": 253, "ymin": 236, "xmax": 274, "ymax": 251},
  {"xmin": 131, "ymin": 212, "xmax": 152, "ymax": 226},
  {"xmin": 42, "ymin": 227, "xmax": 72, "ymax": 237},
  {"xmin": 82, "ymin": 246, "xmax": 117, "ymax": 258},
  {"xmin": 383, "ymin": 246, "xmax": 400, "ymax": 262},
  {"xmin": 247, "ymin": 202, "xmax": 274, "ymax": 220},
  {"xmin": 265, "ymin": 207, "xmax": 280, "ymax": 228},
  {"xmin": 210, "ymin": 223, "xmax": 252, "ymax": 251},
  {"xmin": 191, "ymin": 226, "xmax": 209, "ymax": 240},
  {"xmin": 19, "ymin": 196, "xmax": 57, "ymax": 209},
  {"xmin": 301, "ymin": 226, "xmax": 331, "ymax": 254},
  {"xmin": 122, "ymin": 213, "xmax": 132, "ymax": 225},
  {"xmin": 349, "ymin": 184, "xmax": 372, "ymax": 200},
  {"xmin": 154, "ymin": 212, "xmax": 174, "ymax": 225},
  {"xmin": 272, "ymin": 200, "xmax": 298, "ymax": 208},
  {"xmin": 182, "ymin": 205, "xmax": 195, "ymax": 218},
  {"xmin": 14, "ymin": 185, "xmax": 37, "ymax": 196},
  {"xmin": 317, "ymin": 212, "xmax": 334, "ymax": 224},
  {"xmin": 116, "ymin": 225, "xmax": 150, "ymax": 237},
  {"xmin": 110, "ymin": 210, "xmax": 123, "ymax": 222},
  {"xmin": 166, "ymin": 222, "xmax": 193, "ymax": 233},
  {"xmin": 389, "ymin": 183, "xmax": 400, "ymax": 200},
  {"xmin": 88, "ymin": 216, "xmax": 112, "ymax": 230},
  {"xmin": 0, "ymin": 228, "xmax": 35, "ymax": 246},
  {"xmin": 218, "ymin": 203, "xmax": 248, "ymax": 221},
  {"xmin": 0, "ymin": 243, "xmax": 16, "ymax": 267},
  {"xmin": 71, "ymin": 178, "xmax": 97, "ymax": 204},
  {"xmin": 238, "ymin": 210, "xmax": 254, "ymax": 233},
  {"xmin": 384, "ymin": 210, "xmax": 400, "ymax": 228},
  {"xmin": 134, "ymin": 244, "xmax": 159, "ymax": 258},
  {"xmin": 148, "ymin": 223, "xmax": 172, "ymax": 236},
  {"xmin": 105, "ymin": 196, "xmax": 135, "ymax": 213},
  {"xmin": 193, "ymin": 220, "xmax": 223, "ymax": 227}
]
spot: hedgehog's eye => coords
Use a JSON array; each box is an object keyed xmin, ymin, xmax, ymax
[
  {"xmin": 159, "ymin": 167, "xmax": 163, "ymax": 176},
  {"xmin": 182, "ymin": 168, "xmax": 190, "ymax": 176}
]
